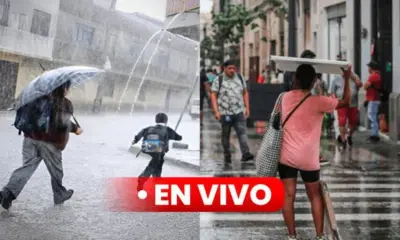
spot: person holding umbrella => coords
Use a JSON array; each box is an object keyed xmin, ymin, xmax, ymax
[{"xmin": 0, "ymin": 66, "xmax": 102, "ymax": 210}]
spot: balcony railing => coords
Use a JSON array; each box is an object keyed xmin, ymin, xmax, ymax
[
  {"xmin": 0, "ymin": 25, "xmax": 54, "ymax": 60},
  {"xmin": 52, "ymin": 39, "xmax": 194, "ymax": 88}
]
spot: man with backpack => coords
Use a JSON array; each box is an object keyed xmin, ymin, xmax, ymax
[
  {"xmin": 0, "ymin": 81, "xmax": 83, "ymax": 210},
  {"xmin": 132, "ymin": 113, "xmax": 182, "ymax": 191},
  {"xmin": 210, "ymin": 60, "xmax": 254, "ymax": 164}
]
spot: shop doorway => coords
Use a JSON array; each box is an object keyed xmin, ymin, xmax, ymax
[
  {"xmin": 371, "ymin": 0, "xmax": 392, "ymax": 93},
  {"xmin": 0, "ymin": 59, "xmax": 18, "ymax": 110}
]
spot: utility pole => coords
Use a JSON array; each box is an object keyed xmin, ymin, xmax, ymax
[
  {"xmin": 288, "ymin": 0, "xmax": 297, "ymax": 57},
  {"xmin": 92, "ymin": 0, "xmax": 115, "ymax": 113}
]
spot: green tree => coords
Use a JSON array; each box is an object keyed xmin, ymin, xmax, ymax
[{"xmin": 201, "ymin": 0, "xmax": 286, "ymax": 65}]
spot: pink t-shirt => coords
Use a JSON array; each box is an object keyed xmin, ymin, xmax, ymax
[{"xmin": 280, "ymin": 90, "xmax": 338, "ymax": 171}]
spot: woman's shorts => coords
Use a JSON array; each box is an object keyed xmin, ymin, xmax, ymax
[{"xmin": 278, "ymin": 163, "xmax": 320, "ymax": 183}]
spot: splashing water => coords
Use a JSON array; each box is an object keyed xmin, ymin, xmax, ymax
[
  {"xmin": 114, "ymin": 11, "xmax": 196, "ymax": 115},
  {"xmin": 116, "ymin": 29, "xmax": 162, "ymax": 113}
]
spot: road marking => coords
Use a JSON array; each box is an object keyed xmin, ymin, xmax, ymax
[
  {"xmin": 293, "ymin": 201, "xmax": 400, "ymax": 208},
  {"xmin": 200, "ymin": 213, "xmax": 400, "ymax": 223},
  {"xmin": 322, "ymin": 169, "xmax": 400, "ymax": 175},
  {"xmin": 295, "ymin": 192, "xmax": 400, "ymax": 198},
  {"xmin": 203, "ymin": 169, "xmax": 400, "ymax": 176}
]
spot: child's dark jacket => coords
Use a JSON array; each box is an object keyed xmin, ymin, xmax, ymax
[{"xmin": 133, "ymin": 124, "xmax": 182, "ymax": 153}]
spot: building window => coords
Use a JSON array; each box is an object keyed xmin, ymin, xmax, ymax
[
  {"xmin": 75, "ymin": 23, "xmax": 94, "ymax": 45},
  {"xmin": 254, "ymin": 31, "xmax": 260, "ymax": 55},
  {"xmin": 0, "ymin": 0, "xmax": 10, "ymax": 26},
  {"xmin": 249, "ymin": 43, "xmax": 254, "ymax": 57},
  {"xmin": 303, "ymin": 0, "xmax": 311, "ymax": 49},
  {"xmin": 12, "ymin": 13, "xmax": 27, "ymax": 30},
  {"xmin": 328, "ymin": 16, "xmax": 347, "ymax": 60},
  {"xmin": 31, "ymin": 9, "xmax": 51, "ymax": 37},
  {"xmin": 18, "ymin": 13, "xmax": 27, "ymax": 30}
]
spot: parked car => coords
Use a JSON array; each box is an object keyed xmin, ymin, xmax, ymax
[{"xmin": 189, "ymin": 98, "xmax": 200, "ymax": 119}]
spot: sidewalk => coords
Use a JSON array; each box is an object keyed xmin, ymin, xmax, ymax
[{"xmin": 234, "ymin": 120, "xmax": 400, "ymax": 171}]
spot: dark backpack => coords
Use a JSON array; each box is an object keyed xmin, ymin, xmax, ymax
[
  {"xmin": 217, "ymin": 74, "xmax": 245, "ymax": 97},
  {"xmin": 141, "ymin": 125, "xmax": 169, "ymax": 154},
  {"xmin": 13, "ymin": 97, "xmax": 53, "ymax": 135}
]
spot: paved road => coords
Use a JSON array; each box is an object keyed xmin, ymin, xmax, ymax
[
  {"xmin": 0, "ymin": 114, "xmax": 199, "ymax": 240},
  {"xmin": 200, "ymin": 108, "xmax": 400, "ymax": 240}
]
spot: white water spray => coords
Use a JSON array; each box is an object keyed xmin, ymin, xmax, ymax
[
  {"xmin": 116, "ymin": 29, "xmax": 163, "ymax": 112},
  {"xmin": 128, "ymin": 12, "xmax": 186, "ymax": 115}
]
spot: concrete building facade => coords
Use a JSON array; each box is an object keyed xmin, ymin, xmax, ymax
[
  {"xmin": 297, "ymin": 0, "xmax": 400, "ymax": 141},
  {"xmin": 240, "ymin": 0, "xmax": 288, "ymax": 82},
  {"xmin": 165, "ymin": 0, "xmax": 200, "ymax": 41},
  {"xmin": 0, "ymin": 0, "xmax": 198, "ymax": 112},
  {"xmin": 0, "ymin": 0, "xmax": 60, "ymax": 109}
]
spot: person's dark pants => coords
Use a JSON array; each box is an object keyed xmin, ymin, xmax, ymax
[
  {"xmin": 3, "ymin": 137, "xmax": 70, "ymax": 204},
  {"xmin": 220, "ymin": 112, "xmax": 250, "ymax": 156},
  {"xmin": 200, "ymin": 90, "xmax": 205, "ymax": 111},
  {"xmin": 138, "ymin": 152, "xmax": 165, "ymax": 189}
]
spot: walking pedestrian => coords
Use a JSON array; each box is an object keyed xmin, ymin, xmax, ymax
[
  {"xmin": 257, "ymin": 70, "xmax": 266, "ymax": 83},
  {"xmin": 280, "ymin": 64, "xmax": 352, "ymax": 240},
  {"xmin": 0, "ymin": 81, "xmax": 83, "ymax": 210},
  {"xmin": 330, "ymin": 64, "xmax": 362, "ymax": 148},
  {"xmin": 206, "ymin": 68, "xmax": 217, "ymax": 107},
  {"xmin": 210, "ymin": 60, "xmax": 254, "ymax": 163},
  {"xmin": 200, "ymin": 66, "xmax": 210, "ymax": 127},
  {"xmin": 363, "ymin": 60, "xmax": 382, "ymax": 143},
  {"xmin": 132, "ymin": 113, "xmax": 182, "ymax": 191},
  {"xmin": 206, "ymin": 68, "xmax": 217, "ymax": 84}
]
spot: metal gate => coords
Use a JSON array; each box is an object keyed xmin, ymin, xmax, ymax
[
  {"xmin": 372, "ymin": 0, "xmax": 393, "ymax": 93},
  {"xmin": 0, "ymin": 59, "xmax": 19, "ymax": 110},
  {"xmin": 248, "ymin": 83, "xmax": 284, "ymax": 121}
]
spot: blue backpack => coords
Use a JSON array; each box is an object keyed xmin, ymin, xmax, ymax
[
  {"xmin": 13, "ymin": 97, "xmax": 53, "ymax": 135},
  {"xmin": 141, "ymin": 126, "xmax": 168, "ymax": 154}
]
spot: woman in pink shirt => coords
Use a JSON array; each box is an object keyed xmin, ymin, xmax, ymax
[{"xmin": 279, "ymin": 64, "xmax": 351, "ymax": 240}]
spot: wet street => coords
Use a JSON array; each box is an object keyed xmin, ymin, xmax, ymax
[
  {"xmin": 0, "ymin": 113, "xmax": 199, "ymax": 240},
  {"xmin": 200, "ymin": 109, "xmax": 400, "ymax": 240}
]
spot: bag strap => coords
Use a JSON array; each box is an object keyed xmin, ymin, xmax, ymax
[
  {"xmin": 217, "ymin": 75, "xmax": 223, "ymax": 97},
  {"xmin": 271, "ymin": 93, "xmax": 285, "ymax": 117},
  {"xmin": 237, "ymin": 73, "xmax": 245, "ymax": 88},
  {"xmin": 282, "ymin": 93, "xmax": 311, "ymax": 127},
  {"xmin": 218, "ymin": 74, "xmax": 245, "ymax": 97}
]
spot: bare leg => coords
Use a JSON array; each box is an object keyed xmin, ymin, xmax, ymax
[
  {"xmin": 281, "ymin": 178, "xmax": 297, "ymax": 236},
  {"xmin": 304, "ymin": 181, "xmax": 324, "ymax": 237},
  {"xmin": 348, "ymin": 125, "xmax": 357, "ymax": 136},
  {"xmin": 339, "ymin": 126, "xmax": 346, "ymax": 141}
]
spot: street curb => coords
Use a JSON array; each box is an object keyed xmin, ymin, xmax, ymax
[{"xmin": 128, "ymin": 145, "xmax": 200, "ymax": 172}]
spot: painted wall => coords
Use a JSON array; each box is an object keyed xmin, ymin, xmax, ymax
[
  {"xmin": 0, "ymin": 0, "xmax": 59, "ymax": 59},
  {"xmin": 392, "ymin": 0, "xmax": 400, "ymax": 93}
]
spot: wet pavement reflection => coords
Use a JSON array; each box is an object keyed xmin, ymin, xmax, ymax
[
  {"xmin": 0, "ymin": 114, "xmax": 199, "ymax": 240},
  {"xmin": 200, "ymin": 109, "xmax": 400, "ymax": 240}
]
